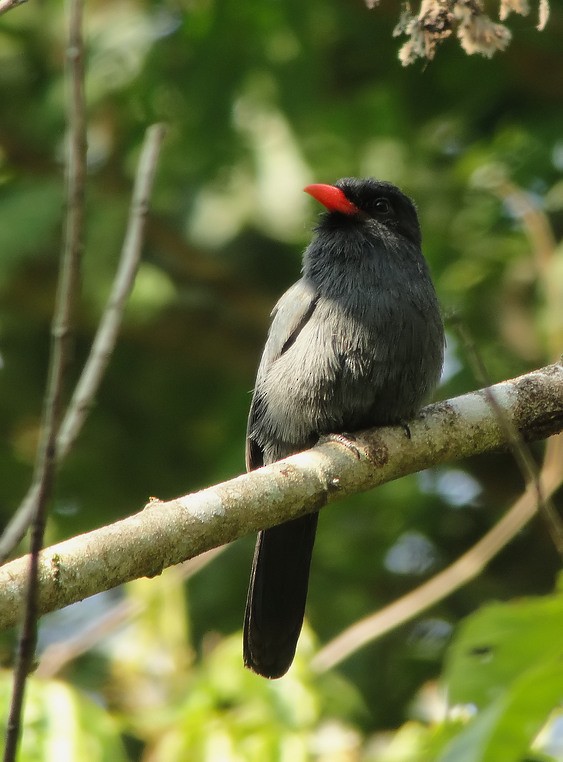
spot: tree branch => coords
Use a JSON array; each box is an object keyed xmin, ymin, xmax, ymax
[
  {"xmin": 0, "ymin": 362, "xmax": 561, "ymax": 632},
  {"xmin": 312, "ymin": 432, "xmax": 563, "ymax": 672},
  {"xmin": 0, "ymin": 0, "xmax": 27, "ymax": 17}
]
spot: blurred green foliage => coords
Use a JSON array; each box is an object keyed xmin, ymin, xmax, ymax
[
  {"xmin": 440, "ymin": 587, "xmax": 563, "ymax": 762},
  {"xmin": 0, "ymin": 0, "xmax": 562, "ymax": 758},
  {"xmin": 0, "ymin": 669, "xmax": 128, "ymax": 761}
]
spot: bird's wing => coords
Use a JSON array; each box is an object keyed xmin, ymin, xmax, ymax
[{"xmin": 245, "ymin": 278, "xmax": 318, "ymax": 471}]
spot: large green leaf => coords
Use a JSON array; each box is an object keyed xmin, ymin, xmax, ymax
[
  {"xmin": 444, "ymin": 593, "xmax": 563, "ymax": 708},
  {"xmin": 439, "ymin": 658, "xmax": 563, "ymax": 762}
]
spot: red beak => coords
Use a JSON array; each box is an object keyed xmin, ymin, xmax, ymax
[{"xmin": 304, "ymin": 184, "xmax": 360, "ymax": 215}]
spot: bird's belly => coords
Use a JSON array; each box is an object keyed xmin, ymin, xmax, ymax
[{"xmin": 256, "ymin": 301, "xmax": 440, "ymax": 451}]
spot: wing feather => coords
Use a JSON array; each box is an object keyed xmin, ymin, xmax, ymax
[{"xmin": 245, "ymin": 279, "xmax": 318, "ymax": 471}]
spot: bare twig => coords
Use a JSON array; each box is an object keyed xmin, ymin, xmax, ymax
[
  {"xmin": 3, "ymin": 0, "xmax": 87, "ymax": 757},
  {"xmin": 312, "ymin": 434, "xmax": 562, "ymax": 672},
  {"xmin": 0, "ymin": 124, "xmax": 167, "ymax": 564},
  {"xmin": 36, "ymin": 600, "xmax": 143, "ymax": 679},
  {"xmin": 0, "ymin": 485, "xmax": 42, "ymax": 566},
  {"xmin": 490, "ymin": 178, "xmax": 562, "ymax": 359},
  {"xmin": 464, "ymin": 176, "xmax": 563, "ymax": 550},
  {"xmin": 56, "ymin": 122, "xmax": 167, "ymax": 458},
  {"xmin": 0, "ymin": 363, "xmax": 560, "ymax": 633},
  {"xmin": 0, "ymin": 0, "xmax": 27, "ymax": 17},
  {"xmin": 36, "ymin": 546, "xmax": 224, "ymax": 678},
  {"xmin": 454, "ymin": 320, "xmax": 563, "ymax": 554}
]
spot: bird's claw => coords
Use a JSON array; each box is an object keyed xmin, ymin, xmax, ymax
[
  {"xmin": 321, "ymin": 432, "xmax": 361, "ymax": 459},
  {"xmin": 401, "ymin": 421, "xmax": 412, "ymax": 440}
]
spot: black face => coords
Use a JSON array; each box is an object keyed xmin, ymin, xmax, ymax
[{"xmin": 335, "ymin": 177, "xmax": 422, "ymax": 247}]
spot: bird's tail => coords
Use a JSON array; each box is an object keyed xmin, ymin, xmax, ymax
[{"xmin": 243, "ymin": 512, "xmax": 319, "ymax": 679}]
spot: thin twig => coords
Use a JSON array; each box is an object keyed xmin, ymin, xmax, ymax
[
  {"xmin": 36, "ymin": 600, "xmax": 143, "ymax": 679},
  {"xmin": 0, "ymin": 485, "xmax": 42, "ymax": 565},
  {"xmin": 56, "ymin": 122, "xmax": 167, "ymax": 459},
  {"xmin": 491, "ymin": 179, "xmax": 562, "ymax": 361},
  {"xmin": 493, "ymin": 180, "xmax": 556, "ymax": 276},
  {"xmin": 454, "ymin": 319, "xmax": 563, "ymax": 554},
  {"xmin": 3, "ymin": 0, "xmax": 86, "ymax": 757},
  {"xmin": 0, "ymin": 124, "xmax": 167, "ymax": 564},
  {"xmin": 312, "ymin": 434, "xmax": 563, "ymax": 672},
  {"xmin": 36, "ymin": 546, "xmax": 224, "ymax": 678},
  {"xmin": 0, "ymin": 0, "xmax": 27, "ymax": 17},
  {"xmin": 466, "ymin": 177, "xmax": 563, "ymax": 549}
]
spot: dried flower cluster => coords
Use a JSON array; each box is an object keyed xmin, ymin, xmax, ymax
[{"xmin": 367, "ymin": 0, "xmax": 550, "ymax": 65}]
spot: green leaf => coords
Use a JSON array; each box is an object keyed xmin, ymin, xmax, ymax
[
  {"xmin": 438, "ymin": 658, "xmax": 563, "ymax": 762},
  {"xmin": 444, "ymin": 593, "xmax": 563, "ymax": 707}
]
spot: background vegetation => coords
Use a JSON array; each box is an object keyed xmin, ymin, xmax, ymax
[{"xmin": 0, "ymin": 0, "xmax": 561, "ymax": 758}]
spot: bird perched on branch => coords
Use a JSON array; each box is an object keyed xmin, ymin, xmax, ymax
[{"xmin": 244, "ymin": 178, "xmax": 444, "ymax": 678}]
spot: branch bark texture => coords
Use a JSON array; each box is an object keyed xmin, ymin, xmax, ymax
[{"xmin": 0, "ymin": 363, "xmax": 561, "ymax": 631}]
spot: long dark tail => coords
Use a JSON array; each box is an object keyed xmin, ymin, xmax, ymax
[{"xmin": 243, "ymin": 512, "xmax": 319, "ymax": 679}]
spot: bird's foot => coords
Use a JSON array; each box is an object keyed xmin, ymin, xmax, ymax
[{"xmin": 320, "ymin": 432, "xmax": 361, "ymax": 459}]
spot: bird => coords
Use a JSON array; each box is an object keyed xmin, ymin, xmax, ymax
[{"xmin": 243, "ymin": 177, "xmax": 444, "ymax": 679}]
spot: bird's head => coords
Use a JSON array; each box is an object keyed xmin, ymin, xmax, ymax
[{"xmin": 304, "ymin": 177, "xmax": 421, "ymax": 248}]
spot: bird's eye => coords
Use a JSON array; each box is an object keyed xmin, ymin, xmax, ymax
[{"xmin": 373, "ymin": 198, "xmax": 391, "ymax": 214}]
